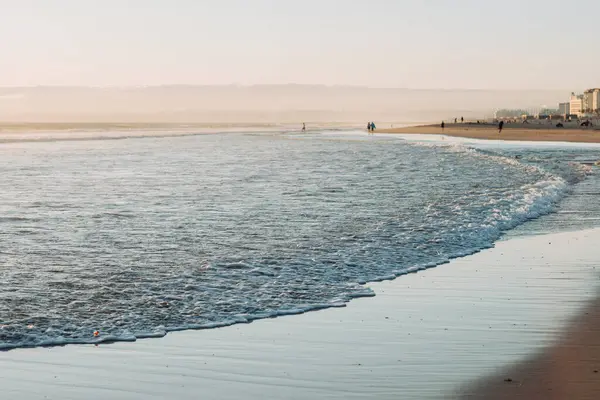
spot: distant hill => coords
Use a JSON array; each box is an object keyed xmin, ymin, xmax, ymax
[{"xmin": 0, "ymin": 85, "xmax": 568, "ymax": 124}]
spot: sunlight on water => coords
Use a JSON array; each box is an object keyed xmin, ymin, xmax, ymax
[{"xmin": 0, "ymin": 131, "xmax": 597, "ymax": 349}]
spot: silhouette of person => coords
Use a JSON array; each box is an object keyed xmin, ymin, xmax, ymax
[
  {"xmin": 461, "ymin": 116, "xmax": 464, "ymax": 123},
  {"xmin": 367, "ymin": 122, "xmax": 372, "ymax": 133},
  {"xmin": 302, "ymin": 123, "xmax": 306, "ymax": 132},
  {"xmin": 441, "ymin": 121, "xmax": 445, "ymax": 131},
  {"xmin": 498, "ymin": 120, "xmax": 504, "ymax": 133}
]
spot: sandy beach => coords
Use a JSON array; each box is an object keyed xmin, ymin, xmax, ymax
[
  {"xmin": 381, "ymin": 123, "xmax": 600, "ymax": 143},
  {"xmin": 461, "ymin": 292, "xmax": 600, "ymax": 399},
  {"xmin": 1, "ymin": 228, "xmax": 599, "ymax": 399},
  {"xmin": 2, "ymin": 122, "xmax": 600, "ymax": 146}
]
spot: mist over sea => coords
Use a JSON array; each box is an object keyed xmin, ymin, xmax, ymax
[{"xmin": 0, "ymin": 85, "xmax": 569, "ymax": 124}]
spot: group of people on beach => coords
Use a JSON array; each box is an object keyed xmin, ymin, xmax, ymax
[
  {"xmin": 441, "ymin": 117, "xmax": 465, "ymax": 131},
  {"xmin": 367, "ymin": 121, "xmax": 376, "ymax": 134}
]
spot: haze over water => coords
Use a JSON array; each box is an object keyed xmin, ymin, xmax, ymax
[
  {"xmin": 0, "ymin": 86, "xmax": 571, "ymax": 124},
  {"xmin": 3, "ymin": 1, "xmax": 600, "ymax": 125}
]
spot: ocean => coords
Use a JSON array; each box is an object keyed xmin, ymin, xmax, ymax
[{"xmin": 0, "ymin": 130, "xmax": 598, "ymax": 350}]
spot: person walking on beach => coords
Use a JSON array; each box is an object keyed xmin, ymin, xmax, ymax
[
  {"xmin": 461, "ymin": 116, "xmax": 464, "ymax": 123},
  {"xmin": 498, "ymin": 120, "xmax": 504, "ymax": 134},
  {"xmin": 441, "ymin": 121, "xmax": 445, "ymax": 131},
  {"xmin": 370, "ymin": 122, "xmax": 376, "ymax": 132},
  {"xmin": 367, "ymin": 122, "xmax": 372, "ymax": 133},
  {"xmin": 302, "ymin": 122, "xmax": 306, "ymax": 132}
]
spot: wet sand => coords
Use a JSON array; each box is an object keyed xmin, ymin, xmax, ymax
[
  {"xmin": 459, "ymin": 287, "xmax": 600, "ymax": 399},
  {"xmin": 0, "ymin": 123, "xmax": 363, "ymax": 143},
  {"xmin": 0, "ymin": 123, "xmax": 279, "ymax": 143},
  {"xmin": 0, "ymin": 122, "xmax": 280, "ymax": 132},
  {"xmin": 1, "ymin": 229, "xmax": 599, "ymax": 399},
  {"xmin": 381, "ymin": 123, "xmax": 600, "ymax": 143}
]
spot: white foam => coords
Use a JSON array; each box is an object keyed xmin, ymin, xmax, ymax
[{"xmin": 390, "ymin": 132, "xmax": 600, "ymax": 149}]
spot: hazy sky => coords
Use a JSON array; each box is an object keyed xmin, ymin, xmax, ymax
[{"xmin": 1, "ymin": 0, "xmax": 598, "ymax": 89}]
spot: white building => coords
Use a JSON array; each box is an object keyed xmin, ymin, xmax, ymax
[
  {"xmin": 587, "ymin": 88, "xmax": 600, "ymax": 112},
  {"xmin": 570, "ymin": 92, "xmax": 583, "ymax": 116}
]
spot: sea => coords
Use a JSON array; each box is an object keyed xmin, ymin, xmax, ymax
[{"xmin": 0, "ymin": 129, "xmax": 599, "ymax": 350}]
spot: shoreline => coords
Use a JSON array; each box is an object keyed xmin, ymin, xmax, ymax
[
  {"xmin": 2, "ymin": 228, "xmax": 599, "ymax": 399},
  {"xmin": 2, "ymin": 123, "xmax": 600, "ymax": 147},
  {"xmin": 380, "ymin": 123, "xmax": 600, "ymax": 144},
  {"xmin": 459, "ymin": 292, "xmax": 600, "ymax": 399},
  {"xmin": 0, "ymin": 124, "xmax": 364, "ymax": 144},
  {"xmin": 1, "ymin": 129, "xmax": 599, "ymax": 398}
]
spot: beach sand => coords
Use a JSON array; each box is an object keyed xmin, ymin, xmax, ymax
[
  {"xmin": 460, "ymin": 294, "xmax": 600, "ymax": 399},
  {"xmin": 381, "ymin": 123, "xmax": 600, "ymax": 143},
  {"xmin": 1, "ymin": 228, "xmax": 599, "ymax": 399}
]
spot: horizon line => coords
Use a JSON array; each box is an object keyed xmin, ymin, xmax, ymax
[{"xmin": 0, "ymin": 84, "xmax": 580, "ymax": 92}]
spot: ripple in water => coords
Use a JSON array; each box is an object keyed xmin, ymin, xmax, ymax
[{"xmin": 0, "ymin": 132, "xmax": 591, "ymax": 349}]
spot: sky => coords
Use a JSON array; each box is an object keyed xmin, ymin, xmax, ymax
[{"xmin": 0, "ymin": 0, "xmax": 598, "ymax": 89}]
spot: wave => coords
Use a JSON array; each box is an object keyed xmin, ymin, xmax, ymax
[{"xmin": 0, "ymin": 135, "xmax": 586, "ymax": 351}]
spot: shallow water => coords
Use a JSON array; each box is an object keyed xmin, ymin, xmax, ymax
[{"xmin": 0, "ymin": 130, "xmax": 597, "ymax": 349}]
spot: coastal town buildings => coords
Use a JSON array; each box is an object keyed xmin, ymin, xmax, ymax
[
  {"xmin": 564, "ymin": 89, "xmax": 600, "ymax": 117},
  {"xmin": 558, "ymin": 102, "xmax": 570, "ymax": 116},
  {"xmin": 570, "ymin": 92, "xmax": 583, "ymax": 116},
  {"xmin": 583, "ymin": 91, "xmax": 593, "ymax": 113},
  {"xmin": 490, "ymin": 89, "xmax": 597, "ymax": 120},
  {"xmin": 583, "ymin": 88, "xmax": 600, "ymax": 113}
]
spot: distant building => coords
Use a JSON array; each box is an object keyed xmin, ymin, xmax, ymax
[
  {"xmin": 558, "ymin": 102, "xmax": 570, "ymax": 115},
  {"xmin": 583, "ymin": 90, "xmax": 594, "ymax": 113},
  {"xmin": 570, "ymin": 92, "xmax": 584, "ymax": 116},
  {"xmin": 583, "ymin": 88, "xmax": 600, "ymax": 113},
  {"xmin": 538, "ymin": 108, "xmax": 559, "ymax": 116},
  {"xmin": 494, "ymin": 109, "xmax": 529, "ymax": 119}
]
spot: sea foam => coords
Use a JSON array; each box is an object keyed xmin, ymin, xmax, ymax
[{"xmin": 0, "ymin": 131, "xmax": 590, "ymax": 350}]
